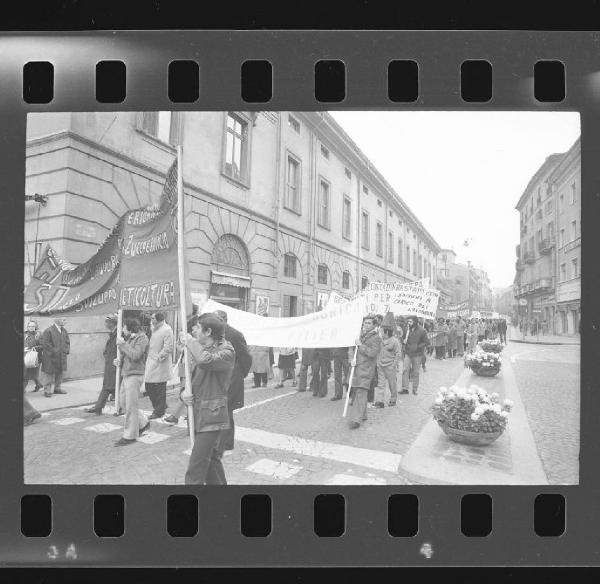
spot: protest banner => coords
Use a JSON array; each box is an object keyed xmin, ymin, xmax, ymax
[
  {"xmin": 202, "ymin": 296, "xmax": 366, "ymax": 348},
  {"xmin": 362, "ymin": 281, "xmax": 440, "ymax": 320},
  {"xmin": 437, "ymin": 300, "xmax": 471, "ymax": 319},
  {"xmin": 24, "ymin": 160, "xmax": 180, "ymax": 316},
  {"xmin": 325, "ymin": 290, "xmax": 350, "ymax": 308}
]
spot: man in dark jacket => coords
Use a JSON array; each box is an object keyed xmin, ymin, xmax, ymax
[
  {"xmin": 400, "ymin": 315, "xmax": 429, "ymax": 395},
  {"xmin": 348, "ymin": 315, "xmax": 382, "ymax": 429},
  {"xmin": 498, "ymin": 318, "xmax": 508, "ymax": 344},
  {"xmin": 85, "ymin": 314, "xmax": 119, "ymax": 415},
  {"xmin": 40, "ymin": 317, "xmax": 70, "ymax": 397},
  {"xmin": 213, "ymin": 310, "xmax": 252, "ymax": 454}
]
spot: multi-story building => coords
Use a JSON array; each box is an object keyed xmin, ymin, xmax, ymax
[
  {"xmin": 493, "ymin": 286, "xmax": 516, "ymax": 320},
  {"xmin": 24, "ymin": 111, "xmax": 441, "ymax": 378},
  {"xmin": 514, "ymin": 137, "xmax": 580, "ymax": 335}
]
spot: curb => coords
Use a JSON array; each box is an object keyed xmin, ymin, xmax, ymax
[{"xmin": 510, "ymin": 339, "xmax": 579, "ymax": 346}]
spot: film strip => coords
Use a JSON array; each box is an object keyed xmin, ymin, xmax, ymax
[{"xmin": 0, "ymin": 31, "xmax": 596, "ymax": 567}]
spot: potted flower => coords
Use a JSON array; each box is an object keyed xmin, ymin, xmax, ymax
[
  {"xmin": 464, "ymin": 350, "xmax": 502, "ymax": 377},
  {"xmin": 431, "ymin": 386, "xmax": 513, "ymax": 446},
  {"xmin": 479, "ymin": 338, "xmax": 503, "ymax": 353}
]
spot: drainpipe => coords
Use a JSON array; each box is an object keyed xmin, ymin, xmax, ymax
[
  {"xmin": 309, "ymin": 113, "xmax": 326, "ymax": 308},
  {"xmin": 356, "ymin": 174, "xmax": 362, "ymax": 293},
  {"xmin": 552, "ymin": 182, "xmax": 559, "ymax": 335},
  {"xmin": 273, "ymin": 113, "xmax": 283, "ymax": 280}
]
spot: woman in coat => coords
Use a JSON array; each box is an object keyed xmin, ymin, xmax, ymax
[
  {"xmin": 433, "ymin": 318, "xmax": 448, "ymax": 359},
  {"xmin": 249, "ymin": 345, "xmax": 270, "ymax": 387},
  {"xmin": 23, "ymin": 320, "xmax": 43, "ymax": 392},
  {"xmin": 447, "ymin": 320, "xmax": 458, "ymax": 358},
  {"xmin": 467, "ymin": 319, "xmax": 479, "ymax": 354}
]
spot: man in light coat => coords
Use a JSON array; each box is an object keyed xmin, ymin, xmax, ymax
[
  {"xmin": 40, "ymin": 317, "xmax": 70, "ymax": 397},
  {"xmin": 144, "ymin": 312, "xmax": 174, "ymax": 419}
]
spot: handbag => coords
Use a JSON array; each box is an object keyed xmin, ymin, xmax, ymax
[{"xmin": 24, "ymin": 349, "xmax": 39, "ymax": 369}]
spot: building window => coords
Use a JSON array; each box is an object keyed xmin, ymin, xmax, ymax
[
  {"xmin": 560, "ymin": 263, "xmax": 567, "ymax": 282},
  {"xmin": 571, "ymin": 182, "xmax": 577, "ymax": 204},
  {"xmin": 559, "ymin": 228, "xmax": 565, "ymax": 248},
  {"xmin": 413, "ymin": 250, "xmax": 417, "ymax": 275},
  {"xmin": 548, "ymin": 222, "xmax": 555, "ymax": 237},
  {"xmin": 361, "ymin": 211, "xmax": 370, "ymax": 250},
  {"xmin": 288, "ymin": 114, "xmax": 300, "ymax": 133},
  {"xmin": 317, "ymin": 264, "xmax": 328, "ymax": 285},
  {"xmin": 283, "ymin": 253, "xmax": 297, "ymax": 279},
  {"xmin": 406, "ymin": 245, "xmax": 411, "ymax": 272},
  {"xmin": 389, "ymin": 210, "xmax": 393, "ymax": 218},
  {"xmin": 342, "ymin": 196, "xmax": 352, "ymax": 240},
  {"xmin": 224, "ymin": 113, "xmax": 249, "ymax": 184},
  {"xmin": 388, "ymin": 231, "xmax": 394, "ymax": 263},
  {"xmin": 344, "ymin": 167, "xmax": 352, "ymax": 179},
  {"xmin": 398, "ymin": 238, "xmax": 403, "ymax": 268},
  {"xmin": 320, "ymin": 144, "xmax": 330, "ymax": 159},
  {"xmin": 361, "ymin": 276, "xmax": 369, "ymax": 290},
  {"xmin": 572, "ymin": 257, "xmax": 579, "ymax": 278},
  {"xmin": 536, "ymin": 187, "xmax": 541, "ymax": 206},
  {"xmin": 398, "ymin": 219, "xmax": 402, "ymax": 227},
  {"xmin": 342, "ymin": 270, "xmax": 350, "ymax": 290},
  {"xmin": 283, "ymin": 294, "xmax": 298, "ymax": 317},
  {"xmin": 318, "ymin": 179, "xmax": 331, "ymax": 229},
  {"xmin": 376, "ymin": 222, "xmax": 384, "ymax": 257},
  {"xmin": 285, "ymin": 155, "xmax": 301, "ymax": 213},
  {"xmin": 559, "ymin": 193, "xmax": 564, "ymax": 212},
  {"xmin": 140, "ymin": 111, "xmax": 182, "ymax": 145},
  {"xmin": 363, "ymin": 185, "xmax": 369, "ymax": 195},
  {"xmin": 377, "ymin": 199, "xmax": 382, "ymax": 207},
  {"xmin": 456, "ymin": 278, "xmax": 462, "ymax": 286},
  {"xmin": 571, "ymin": 220, "xmax": 577, "ymax": 240}
]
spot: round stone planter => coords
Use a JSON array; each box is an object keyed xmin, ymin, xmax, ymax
[
  {"xmin": 473, "ymin": 365, "xmax": 501, "ymax": 377},
  {"xmin": 438, "ymin": 421, "xmax": 504, "ymax": 446}
]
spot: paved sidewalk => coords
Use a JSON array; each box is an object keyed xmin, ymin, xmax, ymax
[
  {"xmin": 398, "ymin": 344, "xmax": 548, "ymax": 485},
  {"xmin": 508, "ymin": 326, "xmax": 579, "ymax": 346}
]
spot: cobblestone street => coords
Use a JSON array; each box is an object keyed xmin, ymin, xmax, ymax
[{"xmin": 24, "ymin": 340, "xmax": 579, "ymax": 485}]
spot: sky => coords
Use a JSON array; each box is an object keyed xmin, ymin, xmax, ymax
[{"xmin": 329, "ymin": 111, "xmax": 580, "ymax": 290}]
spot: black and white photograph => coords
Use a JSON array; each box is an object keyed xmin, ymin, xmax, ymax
[{"xmin": 23, "ymin": 110, "xmax": 580, "ymax": 486}]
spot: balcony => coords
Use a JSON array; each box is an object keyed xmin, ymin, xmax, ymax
[
  {"xmin": 535, "ymin": 277, "xmax": 554, "ymax": 291},
  {"xmin": 538, "ymin": 236, "xmax": 555, "ymax": 255},
  {"xmin": 523, "ymin": 251, "xmax": 535, "ymax": 264}
]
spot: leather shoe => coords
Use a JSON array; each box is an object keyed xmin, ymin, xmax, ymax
[
  {"xmin": 349, "ymin": 422, "xmax": 360, "ymax": 429},
  {"xmin": 148, "ymin": 413, "xmax": 162, "ymax": 420},
  {"xmin": 330, "ymin": 396, "xmax": 342, "ymax": 401},
  {"xmin": 139, "ymin": 421, "xmax": 151, "ymax": 435},
  {"xmin": 84, "ymin": 407, "xmax": 102, "ymax": 414},
  {"xmin": 114, "ymin": 437, "xmax": 136, "ymax": 446},
  {"xmin": 54, "ymin": 389, "xmax": 67, "ymax": 395}
]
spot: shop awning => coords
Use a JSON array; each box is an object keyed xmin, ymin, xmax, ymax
[{"xmin": 211, "ymin": 271, "xmax": 251, "ymax": 288}]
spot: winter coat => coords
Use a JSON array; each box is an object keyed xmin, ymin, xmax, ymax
[
  {"xmin": 224, "ymin": 323, "xmax": 252, "ymax": 410},
  {"xmin": 301, "ymin": 348, "xmax": 315, "ymax": 366},
  {"xmin": 41, "ymin": 325, "xmax": 70, "ymax": 374},
  {"xmin": 102, "ymin": 329, "xmax": 118, "ymax": 391},
  {"xmin": 434, "ymin": 324, "xmax": 449, "ymax": 347},
  {"xmin": 249, "ymin": 346, "xmax": 270, "ymax": 374},
  {"xmin": 24, "ymin": 331, "xmax": 43, "ymax": 372},
  {"xmin": 144, "ymin": 322, "xmax": 174, "ymax": 383},
  {"xmin": 119, "ymin": 332, "xmax": 149, "ymax": 377},
  {"xmin": 333, "ymin": 347, "xmax": 351, "ymax": 361},
  {"xmin": 403, "ymin": 325, "xmax": 430, "ymax": 358},
  {"xmin": 447, "ymin": 325, "xmax": 458, "ymax": 351},
  {"xmin": 187, "ymin": 338, "xmax": 235, "ymax": 433},
  {"xmin": 350, "ymin": 329, "xmax": 382, "ymax": 390},
  {"xmin": 378, "ymin": 336, "xmax": 402, "ymax": 368}
]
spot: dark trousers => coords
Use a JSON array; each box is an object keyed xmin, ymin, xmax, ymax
[
  {"xmin": 23, "ymin": 393, "xmax": 40, "ymax": 424},
  {"xmin": 93, "ymin": 387, "xmax": 115, "ymax": 411},
  {"xmin": 435, "ymin": 346, "xmax": 445, "ymax": 359},
  {"xmin": 23, "ymin": 366, "xmax": 42, "ymax": 391},
  {"xmin": 253, "ymin": 373, "xmax": 267, "ymax": 386},
  {"xmin": 333, "ymin": 357, "xmax": 349, "ymax": 398},
  {"xmin": 216, "ymin": 409, "xmax": 235, "ymax": 455},
  {"xmin": 145, "ymin": 381, "xmax": 167, "ymax": 416},
  {"xmin": 499, "ymin": 331, "xmax": 507, "ymax": 343},
  {"xmin": 368, "ymin": 366, "xmax": 378, "ymax": 402},
  {"xmin": 421, "ymin": 353, "xmax": 427, "ymax": 369},
  {"xmin": 312, "ymin": 359, "xmax": 330, "ymax": 396},
  {"xmin": 185, "ymin": 429, "xmax": 227, "ymax": 485}
]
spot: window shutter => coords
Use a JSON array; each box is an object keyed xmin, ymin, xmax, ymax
[
  {"xmin": 142, "ymin": 112, "xmax": 158, "ymax": 135},
  {"xmin": 169, "ymin": 112, "xmax": 183, "ymax": 146},
  {"xmin": 283, "ymin": 294, "xmax": 291, "ymax": 317}
]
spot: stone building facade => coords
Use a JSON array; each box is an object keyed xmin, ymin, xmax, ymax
[
  {"xmin": 514, "ymin": 138, "xmax": 580, "ymax": 336},
  {"xmin": 24, "ymin": 111, "xmax": 441, "ymax": 378}
]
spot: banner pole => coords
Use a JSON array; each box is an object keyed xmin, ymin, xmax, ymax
[
  {"xmin": 177, "ymin": 146, "xmax": 195, "ymax": 449},
  {"xmin": 114, "ymin": 308, "xmax": 123, "ymax": 414},
  {"xmin": 342, "ymin": 346, "xmax": 358, "ymax": 418}
]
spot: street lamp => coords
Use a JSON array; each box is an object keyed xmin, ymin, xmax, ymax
[{"xmin": 25, "ymin": 193, "xmax": 48, "ymax": 274}]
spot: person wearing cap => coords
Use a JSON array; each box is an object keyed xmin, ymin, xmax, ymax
[{"xmin": 85, "ymin": 313, "xmax": 119, "ymax": 415}]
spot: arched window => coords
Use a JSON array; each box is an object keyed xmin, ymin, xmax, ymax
[
  {"xmin": 361, "ymin": 276, "xmax": 369, "ymax": 290},
  {"xmin": 283, "ymin": 253, "xmax": 298, "ymax": 279},
  {"xmin": 210, "ymin": 234, "xmax": 250, "ymax": 310},
  {"xmin": 317, "ymin": 263, "xmax": 329, "ymax": 285}
]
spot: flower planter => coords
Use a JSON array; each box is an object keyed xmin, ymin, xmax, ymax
[
  {"xmin": 437, "ymin": 421, "xmax": 504, "ymax": 446},
  {"xmin": 473, "ymin": 366, "xmax": 500, "ymax": 377}
]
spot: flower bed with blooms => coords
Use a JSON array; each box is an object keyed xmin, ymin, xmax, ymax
[
  {"xmin": 479, "ymin": 338, "xmax": 504, "ymax": 353},
  {"xmin": 431, "ymin": 385, "xmax": 513, "ymax": 433},
  {"xmin": 464, "ymin": 350, "xmax": 502, "ymax": 372}
]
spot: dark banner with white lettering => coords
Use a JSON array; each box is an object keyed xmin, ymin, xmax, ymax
[{"xmin": 24, "ymin": 159, "xmax": 179, "ymax": 316}]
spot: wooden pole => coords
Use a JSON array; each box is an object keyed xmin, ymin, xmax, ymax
[
  {"xmin": 342, "ymin": 346, "xmax": 358, "ymax": 418},
  {"xmin": 114, "ymin": 308, "xmax": 123, "ymax": 414},
  {"xmin": 177, "ymin": 146, "xmax": 195, "ymax": 449}
]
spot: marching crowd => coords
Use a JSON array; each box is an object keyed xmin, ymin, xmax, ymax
[{"xmin": 22, "ymin": 308, "xmax": 508, "ymax": 485}]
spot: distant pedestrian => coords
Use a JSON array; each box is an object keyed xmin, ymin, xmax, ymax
[
  {"xmin": 374, "ymin": 327, "xmax": 401, "ymax": 407},
  {"xmin": 477, "ymin": 319, "xmax": 486, "ymax": 343},
  {"xmin": 275, "ymin": 347, "xmax": 297, "ymax": 388},
  {"xmin": 113, "ymin": 318, "xmax": 150, "ymax": 446},
  {"xmin": 455, "ymin": 317, "xmax": 466, "ymax": 356},
  {"xmin": 181, "ymin": 314, "xmax": 234, "ymax": 485},
  {"xmin": 447, "ymin": 320, "xmax": 458, "ymax": 358},
  {"xmin": 348, "ymin": 315, "xmax": 382, "ymax": 429},
  {"xmin": 498, "ymin": 318, "xmax": 507, "ymax": 344},
  {"xmin": 40, "ymin": 317, "xmax": 70, "ymax": 397},
  {"xmin": 249, "ymin": 345, "xmax": 270, "ymax": 387},
  {"xmin": 298, "ymin": 348, "xmax": 316, "ymax": 392},
  {"xmin": 467, "ymin": 319, "xmax": 479, "ymax": 353},
  {"xmin": 23, "ymin": 320, "xmax": 43, "ymax": 392},
  {"xmin": 311, "ymin": 348, "xmax": 332, "ymax": 398},
  {"xmin": 331, "ymin": 346, "xmax": 350, "ymax": 401},
  {"xmin": 433, "ymin": 318, "xmax": 448, "ymax": 360},
  {"xmin": 401, "ymin": 315, "xmax": 429, "ymax": 395},
  {"xmin": 144, "ymin": 312, "xmax": 174, "ymax": 420},
  {"xmin": 85, "ymin": 314, "xmax": 119, "ymax": 415}
]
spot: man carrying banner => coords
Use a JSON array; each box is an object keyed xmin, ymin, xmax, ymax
[
  {"xmin": 348, "ymin": 315, "xmax": 382, "ymax": 429},
  {"xmin": 400, "ymin": 315, "xmax": 429, "ymax": 396}
]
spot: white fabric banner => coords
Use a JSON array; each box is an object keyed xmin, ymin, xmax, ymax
[
  {"xmin": 202, "ymin": 296, "xmax": 366, "ymax": 348},
  {"xmin": 363, "ymin": 281, "xmax": 440, "ymax": 319}
]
